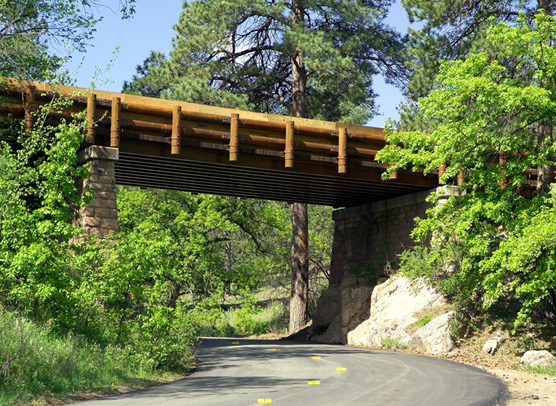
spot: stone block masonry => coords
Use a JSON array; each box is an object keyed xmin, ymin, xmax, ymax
[
  {"xmin": 329, "ymin": 189, "xmax": 433, "ymax": 285},
  {"xmin": 73, "ymin": 146, "xmax": 119, "ymax": 236},
  {"xmin": 312, "ymin": 189, "xmax": 434, "ymax": 343}
]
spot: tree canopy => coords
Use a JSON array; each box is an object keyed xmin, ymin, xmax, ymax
[
  {"xmin": 377, "ymin": 11, "xmax": 556, "ymax": 328},
  {"xmin": 124, "ymin": 0, "xmax": 406, "ymax": 123}
]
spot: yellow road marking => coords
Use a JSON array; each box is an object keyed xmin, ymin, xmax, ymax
[
  {"xmin": 311, "ymin": 356, "xmax": 321, "ymax": 359},
  {"xmin": 257, "ymin": 399, "xmax": 272, "ymax": 403},
  {"xmin": 232, "ymin": 341, "xmax": 240, "ymax": 344},
  {"xmin": 308, "ymin": 380, "xmax": 321, "ymax": 385},
  {"xmin": 336, "ymin": 367, "xmax": 347, "ymax": 372},
  {"xmin": 272, "ymin": 348, "xmax": 281, "ymax": 351}
]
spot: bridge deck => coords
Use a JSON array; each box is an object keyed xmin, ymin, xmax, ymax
[{"xmin": 0, "ymin": 79, "xmax": 438, "ymax": 207}]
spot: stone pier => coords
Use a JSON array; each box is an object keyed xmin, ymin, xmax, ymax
[
  {"xmin": 312, "ymin": 189, "xmax": 434, "ymax": 344},
  {"xmin": 74, "ymin": 146, "xmax": 119, "ymax": 237}
]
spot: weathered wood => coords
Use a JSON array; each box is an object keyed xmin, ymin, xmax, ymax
[
  {"xmin": 457, "ymin": 170, "xmax": 464, "ymax": 186},
  {"xmin": 389, "ymin": 164, "xmax": 398, "ymax": 180},
  {"xmin": 2, "ymin": 78, "xmax": 387, "ymax": 141},
  {"xmin": 285, "ymin": 120, "xmax": 295, "ymax": 168},
  {"xmin": 171, "ymin": 105, "xmax": 182, "ymax": 155},
  {"xmin": 24, "ymin": 86, "xmax": 35, "ymax": 133},
  {"xmin": 110, "ymin": 97, "xmax": 121, "ymax": 148},
  {"xmin": 229, "ymin": 113, "xmax": 239, "ymax": 161},
  {"xmin": 86, "ymin": 93, "xmax": 96, "ymax": 143},
  {"xmin": 438, "ymin": 165, "xmax": 446, "ymax": 184},
  {"xmin": 338, "ymin": 127, "xmax": 347, "ymax": 174}
]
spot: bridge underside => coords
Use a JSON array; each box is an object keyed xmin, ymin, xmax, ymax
[
  {"xmin": 105, "ymin": 133, "xmax": 436, "ymax": 207},
  {"xmin": 1, "ymin": 79, "xmax": 439, "ymax": 207}
]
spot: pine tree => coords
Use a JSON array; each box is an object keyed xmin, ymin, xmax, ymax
[{"xmin": 124, "ymin": 0, "xmax": 405, "ymax": 332}]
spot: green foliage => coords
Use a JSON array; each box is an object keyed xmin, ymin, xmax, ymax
[
  {"xmin": 377, "ymin": 12, "xmax": 556, "ymax": 330},
  {"xmin": 0, "ymin": 0, "xmax": 136, "ymax": 79},
  {"xmin": 416, "ymin": 315, "xmax": 431, "ymax": 328},
  {"xmin": 0, "ymin": 92, "xmax": 90, "ymax": 326},
  {"xmin": 0, "ymin": 308, "xmax": 167, "ymax": 406},
  {"xmin": 399, "ymin": 0, "xmax": 550, "ymax": 131},
  {"xmin": 186, "ymin": 301, "xmax": 288, "ymax": 337},
  {"xmin": 124, "ymin": 0, "xmax": 405, "ymax": 123}
]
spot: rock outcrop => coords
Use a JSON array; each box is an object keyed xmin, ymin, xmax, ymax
[
  {"xmin": 411, "ymin": 311, "xmax": 455, "ymax": 354},
  {"xmin": 312, "ymin": 273, "xmax": 373, "ymax": 344},
  {"xmin": 347, "ymin": 276, "xmax": 450, "ymax": 352}
]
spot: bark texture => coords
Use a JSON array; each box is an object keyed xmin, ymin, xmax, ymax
[
  {"xmin": 288, "ymin": 0, "xmax": 310, "ymax": 334},
  {"xmin": 290, "ymin": 201, "xmax": 309, "ymax": 333}
]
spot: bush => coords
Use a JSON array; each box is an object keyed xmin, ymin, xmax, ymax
[{"xmin": 0, "ymin": 308, "xmax": 173, "ymax": 406}]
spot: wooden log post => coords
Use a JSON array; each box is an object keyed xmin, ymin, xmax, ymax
[
  {"xmin": 389, "ymin": 163, "xmax": 398, "ymax": 180},
  {"xmin": 229, "ymin": 113, "xmax": 239, "ymax": 161},
  {"xmin": 110, "ymin": 97, "xmax": 121, "ymax": 148},
  {"xmin": 338, "ymin": 127, "xmax": 347, "ymax": 174},
  {"xmin": 86, "ymin": 93, "xmax": 96, "ymax": 143},
  {"xmin": 171, "ymin": 105, "xmax": 182, "ymax": 155},
  {"xmin": 24, "ymin": 86, "xmax": 35, "ymax": 134},
  {"xmin": 285, "ymin": 120, "xmax": 295, "ymax": 168},
  {"xmin": 438, "ymin": 165, "xmax": 446, "ymax": 184},
  {"xmin": 457, "ymin": 170, "xmax": 464, "ymax": 186}
]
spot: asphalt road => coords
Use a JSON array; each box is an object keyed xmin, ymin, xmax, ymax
[{"xmin": 80, "ymin": 338, "xmax": 506, "ymax": 406}]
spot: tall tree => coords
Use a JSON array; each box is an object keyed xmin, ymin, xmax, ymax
[{"xmin": 124, "ymin": 0, "xmax": 405, "ymax": 331}]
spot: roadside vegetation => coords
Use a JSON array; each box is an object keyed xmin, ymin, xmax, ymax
[{"xmin": 3, "ymin": 0, "xmax": 556, "ymax": 405}]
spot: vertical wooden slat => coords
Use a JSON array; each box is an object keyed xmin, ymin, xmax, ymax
[
  {"xmin": 110, "ymin": 97, "xmax": 120, "ymax": 148},
  {"xmin": 457, "ymin": 170, "xmax": 464, "ymax": 186},
  {"xmin": 438, "ymin": 165, "xmax": 446, "ymax": 184},
  {"xmin": 24, "ymin": 86, "xmax": 35, "ymax": 133},
  {"xmin": 229, "ymin": 113, "xmax": 239, "ymax": 161},
  {"xmin": 338, "ymin": 127, "xmax": 347, "ymax": 174},
  {"xmin": 171, "ymin": 105, "xmax": 182, "ymax": 155},
  {"xmin": 285, "ymin": 120, "xmax": 295, "ymax": 168},
  {"xmin": 389, "ymin": 164, "xmax": 398, "ymax": 180},
  {"xmin": 86, "ymin": 93, "xmax": 96, "ymax": 143}
]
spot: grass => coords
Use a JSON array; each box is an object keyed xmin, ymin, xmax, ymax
[
  {"xmin": 191, "ymin": 300, "xmax": 289, "ymax": 337},
  {"xmin": 380, "ymin": 337, "xmax": 412, "ymax": 350},
  {"xmin": 0, "ymin": 309, "xmax": 178, "ymax": 406},
  {"xmin": 517, "ymin": 363, "xmax": 556, "ymax": 376}
]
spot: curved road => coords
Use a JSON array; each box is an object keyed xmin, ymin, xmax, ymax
[{"xmin": 81, "ymin": 338, "xmax": 506, "ymax": 406}]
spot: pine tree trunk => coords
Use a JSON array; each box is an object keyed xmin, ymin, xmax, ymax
[
  {"xmin": 290, "ymin": 202, "xmax": 308, "ymax": 332},
  {"xmin": 537, "ymin": 0, "xmax": 554, "ymax": 195},
  {"xmin": 288, "ymin": 0, "xmax": 309, "ymax": 334}
]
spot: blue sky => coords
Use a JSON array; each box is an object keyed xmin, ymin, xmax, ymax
[{"xmin": 68, "ymin": 0, "xmax": 411, "ymax": 128}]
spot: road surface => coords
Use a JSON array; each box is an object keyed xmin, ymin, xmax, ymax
[{"xmin": 81, "ymin": 338, "xmax": 506, "ymax": 406}]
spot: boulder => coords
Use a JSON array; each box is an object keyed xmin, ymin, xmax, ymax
[
  {"xmin": 520, "ymin": 350, "xmax": 556, "ymax": 367},
  {"xmin": 411, "ymin": 311, "xmax": 455, "ymax": 354},
  {"xmin": 347, "ymin": 276, "xmax": 449, "ymax": 349},
  {"xmin": 482, "ymin": 336, "xmax": 505, "ymax": 356}
]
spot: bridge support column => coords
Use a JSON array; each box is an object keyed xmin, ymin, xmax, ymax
[
  {"xmin": 312, "ymin": 189, "xmax": 434, "ymax": 344},
  {"xmin": 74, "ymin": 146, "xmax": 119, "ymax": 237}
]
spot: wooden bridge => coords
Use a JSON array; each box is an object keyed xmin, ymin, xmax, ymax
[{"xmin": 0, "ymin": 79, "xmax": 438, "ymax": 207}]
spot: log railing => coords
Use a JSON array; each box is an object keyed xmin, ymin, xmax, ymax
[{"xmin": 0, "ymin": 79, "xmax": 389, "ymax": 175}]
